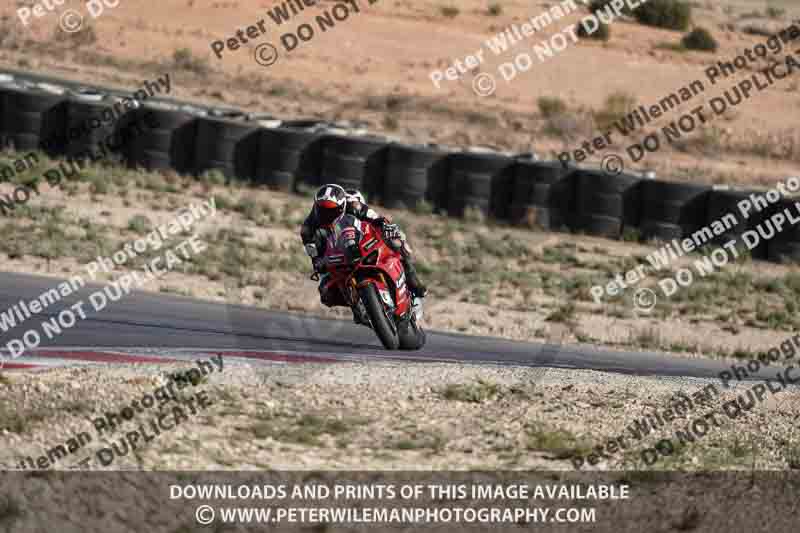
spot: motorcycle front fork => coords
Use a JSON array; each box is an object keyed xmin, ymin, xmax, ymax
[{"xmin": 348, "ymin": 279, "xmax": 371, "ymax": 326}]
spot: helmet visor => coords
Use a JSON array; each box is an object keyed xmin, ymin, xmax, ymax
[{"xmin": 316, "ymin": 203, "xmax": 344, "ymax": 226}]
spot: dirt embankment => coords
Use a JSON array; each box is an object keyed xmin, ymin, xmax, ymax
[{"xmin": 1, "ymin": 1, "xmax": 799, "ymax": 187}]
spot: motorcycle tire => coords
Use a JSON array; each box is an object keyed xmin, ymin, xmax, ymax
[
  {"xmin": 398, "ymin": 317, "xmax": 426, "ymax": 350},
  {"xmin": 359, "ymin": 284, "xmax": 400, "ymax": 350}
]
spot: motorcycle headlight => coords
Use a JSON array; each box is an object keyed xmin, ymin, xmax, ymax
[{"xmin": 379, "ymin": 289, "xmax": 394, "ymax": 307}]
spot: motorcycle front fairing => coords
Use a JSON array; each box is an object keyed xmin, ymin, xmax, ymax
[{"xmin": 330, "ymin": 215, "xmax": 412, "ymax": 317}]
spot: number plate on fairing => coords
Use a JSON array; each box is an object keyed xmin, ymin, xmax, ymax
[{"xmin": 379, "ymin": 289, "xmax": 394, "ymax": 308}]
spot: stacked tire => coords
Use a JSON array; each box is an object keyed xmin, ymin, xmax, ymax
[
  {"xmin": 255, "ymin": 126, "xmax": 323, "ymax": 192},
  {"xmin": 572, "ymin": 169, "xmax": 641, "ymax": 238},
  {"xmin": 123, "ymin": 100, "xmax": 199, "ymax": 174},
  {"xmin": 383, "ymin": 143, "xmax": 449, "ymax": 210},
  {"xmin": 0, "ymin": 76, "xmax": 13, "ymax": 148},
  {"xmin": 193, "ymin": 115, "xmax": 262, "ymax": 182},
  {"xmin": 0, "ymin": 85, "xmax": 66, "ymax": 154},
  {"xmin": 63, "ymin": 90, "xmax": 120, "ymax": 159},
  {"xmin": 245, "ymin": 113, "xmax": 282, "ymax": 129},
  {"xmin": 705, "ymin": 189, "xmax": 770, "ymax": 259},
  {"xmin": 319, "ymin": 134, "xmax": 388, "ymax": 200},
  {"xmin": 638, "ymin": 180, "xmax": 710, "ymax": 241},
  {"xmin": 446, "ymin": 151, "xmax": 515, "ymax": 219},
  {"xmin": 281, "ymin": 119, "xmax": 329, "ymax": 130},
  {"xmin": 510, "ymin": 160, "xmax": 575, "ymax": 230},
  {"xmin": 767, "ymin": 198, "xmax": 800, "ymax": 264}
]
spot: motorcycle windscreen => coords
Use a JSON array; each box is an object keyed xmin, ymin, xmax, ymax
[{"xmin": 332, "ymin": 215, "xmax": 362, "ymax": 246}]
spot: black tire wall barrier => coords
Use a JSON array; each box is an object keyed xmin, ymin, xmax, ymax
[
  {"xmin": 446, "ymin": 151, "xmax": 515, "ymax": 219},
  {"xmin": 193, "ymin": 116, "xmax": 261, "ymax": 181},
  {"xmin": 0, "ymin": 84, "xmax": 14, "ymax": 151},
  {"xmin": 64, "ymin": 97, "xmax": 119, "ymax": 158},
  {"xmin": 510, "ymin": 160, "xmax": 575, "ymax": 231},
  {"xmin": 281, "ymin": 119, "xmax": 329, "ymax": 129},
  {"xmin": 573, "ymin": 169, "xmax": 641, "ymax": 238},
  {"xmin": 2, "ymin": 75, "xmax": 800, "ymax": 265},
  {"xmin": 256, "ymin": 127, "xmax": 322, "ymax": 192},
  {"xmin": 638, "ymin": 180, "xmax": 710, "ymax": 241},
  {"xmin": 705, "ymin": 190, "xmax": 771, "ymax": 259},
  {"xmin": 319, "ymin": 135, "xmax": 388, "ymax": 201},
  {"xmin": 0, "ymin": 86, "xmax": 6, "ymax": 149},
  {"xmin": 384, "ymin": 144, "xmax": 449, "ymax": 210},
  {"xmin": 767, "ymin": 198, "xmax": 800, "ymax": 263},
  {"xmin": 123, "ymin": 102, "xmax": 198, "ymax": 174},
  {"xmin": 0, "ymin": 87, "xmax": 66, "ymax": 155}
]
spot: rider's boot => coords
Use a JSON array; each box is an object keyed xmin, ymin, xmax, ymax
[{"xmin": 402, "ymin": 257, "xmax": 427, "ymax": 298}]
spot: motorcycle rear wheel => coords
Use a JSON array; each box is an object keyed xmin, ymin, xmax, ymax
[{"xmin": 359, "ymin": 284, "xmax": 400, "ymax": 350}]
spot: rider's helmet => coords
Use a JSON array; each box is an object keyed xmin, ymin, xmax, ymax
[
  {"xmin": 345, "ymin": 189, "xmax": 365, "ymax": 205},
  {"xmin": 314, "ymin": 184, "xmax": 347, "ymax": 226}
]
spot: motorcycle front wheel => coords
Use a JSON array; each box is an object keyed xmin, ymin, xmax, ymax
[
  {"xmin": 398, "ymin": 317, "xmax": 426, "ymax": 350},
  {"xmin": 358, "ymin": 283, "xmax": 400, "ymax": 350}
]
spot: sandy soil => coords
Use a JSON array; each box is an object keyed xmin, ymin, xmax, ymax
[
  {"xmin": 1, "ymin": 0, "xmax": 799, "ymax": 188},
  {"xmin": 2, "ymin": 359, "xmax": 799, "ymax": 472}
]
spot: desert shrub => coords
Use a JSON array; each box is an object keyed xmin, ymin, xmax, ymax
[
  {"xmin": 487, "ymin": 3, "xmax": 502, "ymax": 16},
  {"xmin": 0, "ymin": 17, "xmax": 26, "ymax": 50},
  {"xmin": 128, "ymin": 214, "xmax": 153, "ymax": 234},
  {"xmin": 682, "ymin": 27, "xmax": 718, "ymax": 52},
  {"xmin": 577, "ymin": 21, "xmax": 611, "ymax": 40},
  {"xmin": 766, "ymin": 7, "xmax": 786, "ymax": 19},
  {"xmin": 382, "ymin": 114, "xmax": 399, "ymax": 130},
  {"xmin": 537, "ymin": 96, "xmax": 567, "ymax": 118},
  {"xmin": 440, "ymin": 6, "xmax": 459, "ymax": 18},
  {"xmin": 634, "ymin": 0, "xmax": 692, "ymax": 31},
  {"xmin": 172, "ymin": 48, "xmax": 210, "ymax": 75},
  {"xmin": 593, "ymin": 91, "xmax": 636, "ymax": 130}
]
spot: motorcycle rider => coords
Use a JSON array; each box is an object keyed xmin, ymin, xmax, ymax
[{"xmin": 300, "ymin": 184, "xmax": 427, "ymax": 321}]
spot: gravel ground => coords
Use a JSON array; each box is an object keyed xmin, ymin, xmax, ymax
[
  {"xmin": 3, "ymin": 360, "xmax": 800, "ymax": 532},
  {"xmin": 2, "ymin": 359, "xmax": 799, "ymax": 472}
]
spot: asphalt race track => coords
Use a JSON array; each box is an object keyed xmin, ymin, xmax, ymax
[{"xmin": 0, "ymin": 271, "xmax": 775, "ymax": 381}]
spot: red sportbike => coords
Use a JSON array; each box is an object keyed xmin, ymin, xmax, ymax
[{"xmin": 312, "ymin": 214, "xmax": 426, "ymax": 350}]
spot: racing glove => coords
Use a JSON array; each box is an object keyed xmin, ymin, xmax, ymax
[
  {"xmin": 312, "ymin": 257, "xmax": 326, "ymax": 273},
  {"xmin": 382, "ymin": 223, "xmax": 401, "ymax": 241}
]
